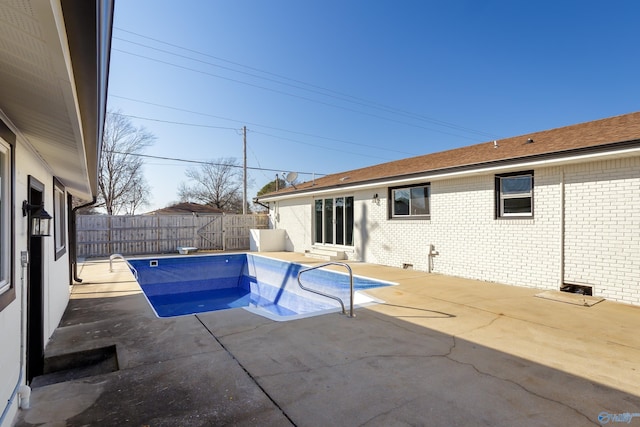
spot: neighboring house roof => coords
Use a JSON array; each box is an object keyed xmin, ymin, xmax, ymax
[
  {"xmin": 145, "ymin": 202, "xmax": 224, "ymax": 215},
  {"xmin": 259, "ymin": 111, "xmax": 640, "ymax": 200},
  {"xmin": 0, "ymin": 0, "xmax": 114, "ymax": 200}
]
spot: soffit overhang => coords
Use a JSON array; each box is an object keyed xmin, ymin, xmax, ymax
[{"xmin": 0, "ymin": 0, "xmax": 113, "ymax": 199}]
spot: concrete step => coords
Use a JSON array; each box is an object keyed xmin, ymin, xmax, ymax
[
  {"xmin": 305, "ymin": 248, "xmax": 346, "ymax": 261},
  {"xmin": 33, "ymin": 345, "xmax": 119, "ymax": 388}
]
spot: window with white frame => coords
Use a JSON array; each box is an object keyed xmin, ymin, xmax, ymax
[
  {"xmin": 390, "ymin": 184, "xmax": 430, "ymax": 218},
  {"xmin": 496, "ymin": 171, "xmax": 534, "ymax": 217},
  {"xmin": 0, "ymin": 139, "xmax": 11, "ymax": 296},
  {"xmin": 53, "ymin": 178, "xmax": 66, "ymax": 259}
]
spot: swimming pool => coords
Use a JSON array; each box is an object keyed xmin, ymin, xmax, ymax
[{"xmin": 128, "ymin": 253, "xmax": 395, "ymax": 321}]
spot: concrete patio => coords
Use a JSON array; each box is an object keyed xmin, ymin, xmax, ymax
[{"xmin": 14, "ymin": 252, "xmax": 640, "ymax": 426}]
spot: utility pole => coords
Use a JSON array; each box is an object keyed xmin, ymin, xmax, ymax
[{"xmin": 243, "ymin": 126, "xmax": 247, "ymax": 214}]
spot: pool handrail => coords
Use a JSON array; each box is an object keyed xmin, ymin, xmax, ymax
[
  {"xmin": 297, "ymin": 262, "xmax": 355, "ymax": 318},
  {"xmin": 109, "ymin": 253, "xmax": 138, "ymax": 281}
]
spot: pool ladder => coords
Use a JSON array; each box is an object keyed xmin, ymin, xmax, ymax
[
  {"xmin": 109, "ymin": 254, "xmax": 138, "ymax": 280},
  {"xmin": 297, "ymin": 262, "xmax": 355, "ymax": 318}
]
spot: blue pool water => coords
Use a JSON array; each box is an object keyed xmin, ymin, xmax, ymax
[{"xmin": 128, "ymin": 254, "xmax": 394, "ymax": 321}]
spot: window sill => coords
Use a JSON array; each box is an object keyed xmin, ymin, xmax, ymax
[{"xmin": 389, "ymin": 215, "xmax": 431, "ymax": 221}]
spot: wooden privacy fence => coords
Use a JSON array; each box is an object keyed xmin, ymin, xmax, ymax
[{"xmin": 76, "ymin": 214, "xmax": 270, "ymax": 257}]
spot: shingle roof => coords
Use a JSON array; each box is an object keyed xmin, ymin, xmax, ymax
[
  {"xmin": 264, "ymin": 111, "xmax": 640, "ymax": 197},
  {"xmin": 145, "ymin": 202, "xmax": 224, "ymax": 215}
]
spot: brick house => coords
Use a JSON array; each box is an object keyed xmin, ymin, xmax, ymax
[{"xmin": 257, "ymin": 112, "xmax": 640, "ymax": 306}]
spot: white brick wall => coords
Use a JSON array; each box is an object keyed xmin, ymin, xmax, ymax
[
  {"xmin": 274, "ymin": 156, "xmax": 640, "ymax": 305},
  {"xmin": 563, "ymin": 157, "xmax": 640, "ymax": 304},
  {"xmin": 358, "ymin": 170, "xmax": 561, "ymax": 290}
]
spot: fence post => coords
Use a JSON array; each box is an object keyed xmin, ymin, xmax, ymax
[
  {"xmin": 107, "ymin": 215, "xmax": 112, "ymax": 256},
  {"xmin": 222, "ymin": 213, "xmax": 226, "ymax": 251},
  {"xmin": 193, "ymin": 214, "xmax": 198, "ymax": 249}
]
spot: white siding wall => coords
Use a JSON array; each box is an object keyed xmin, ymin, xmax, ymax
[
  {"xmin": 271, "ymin": 196, "xmax": 314, "ymax": 252},
  {"xmin": 15, "ymin": 143, "xmax": 70, "ymax": 341},
  {"xmin": 48, "ymin": 250, "xmax": 70, "ymax": 337},
  {"xmin": 1, "ymin": 138, "xmax": 72, "ymax": 427},
  {"xmin": 274, "ymin": 156, "xmax": 640, "ymax": 305},
  {"xmin": 0, "ymin": 293, "xmax": 21, "ymax": 427}
]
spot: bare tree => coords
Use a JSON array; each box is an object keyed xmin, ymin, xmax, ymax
[
  {"xmin": 123, "ymin": 176, "xmax": 150, "ymax": 215},
  {"xmin": 178, "ymin": 158, "xmax": 248, "ymax": 213},
  {"xmin": 98, "ymin": 111, "xmax": 155, "ymax": 215}
]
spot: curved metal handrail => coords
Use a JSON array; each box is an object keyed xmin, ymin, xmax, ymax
[
  {"xmin": 109, "ymin": 253, "xmax": 138, "ymax": 280},
  {"xmin": 297, "ymin": 262, "xmax": 355, "ymax": 318}
]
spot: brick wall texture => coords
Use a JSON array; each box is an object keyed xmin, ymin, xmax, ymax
[{"xmin": 272, "ymin": 156, "xmax": 640, "ymax": 305}]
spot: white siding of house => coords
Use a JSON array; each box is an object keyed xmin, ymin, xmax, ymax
[
  {"xmin": 0, "ymin": 295, "xmax": 21, "ymax": 427},
  {"xmin": 0, "ymin": 137, "xmax": 72, "ymax": 426},
  {"xmin": 16, "ymin": 143, "xmax": 71, "ymax": 340},
  {"xmin": 271, "ymin": 196, "xmax": 314, "ymax": 252},
  {"xmin": 273, "ymin": 157, "xmax": 640, "ymax": 305}
]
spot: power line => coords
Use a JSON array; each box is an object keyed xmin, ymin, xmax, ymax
[
  {"xmin": 112, "ymin": 108, "xmax": 396, "ymax": 160},
  {"xmin": 111, "ymin": 112, "xmax": 239, "ymax": 130},
  {"xmin": 115, "ymin": 36, "xmax": 495, "ymax": 139},
  {"xmin": 105, "ymin": 150, "xmax": 326, "ymax": 176},
  {"xmin": 114, "ymin": 47, "xmax": 486, "ymax": 142},
  {"xmin": 114, "ymin": 27, "xmax": 499, "ymax": 139},
  {"xmin": 109, "ymin": 95, "xmax": 418, "ymax": 156},
  {"xmin": 249, "ymin": 130, "xmax": 391, "ymax": 161}
]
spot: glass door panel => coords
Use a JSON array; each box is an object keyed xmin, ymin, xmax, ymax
[
  {"xmin": 314, "ymin": 200, "xmax": 323, "ymax": 243},
  {"xmin": 335, "ymin": 197, "xmax": 344, "ymax": 245},
  {"xmin": 345, "ymin": 196, "xmax": 354, "ymax": 246},
  {"xmin": 323, "ymin": 198, "xmax": 333, "ymax": 244}
]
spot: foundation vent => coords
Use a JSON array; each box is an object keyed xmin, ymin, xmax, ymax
[{"xmin": 560, "ymin": 283, "xmax": 593, "ymax": 296}]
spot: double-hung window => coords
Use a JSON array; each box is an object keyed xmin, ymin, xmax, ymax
[
  {"xmin": 0, "ymin": 138, "xmax": 12, "ymax": 304},
  {"xmin": 390, "ymin": 184, "xmax": 430, "ymax": 219},
  {"xmin": 496, "ymin": 171, "xmax": 534, "ymax": 218},
  {"xmin": 53, "ymin": 178, "xmax": 66, "ymax": 260}
]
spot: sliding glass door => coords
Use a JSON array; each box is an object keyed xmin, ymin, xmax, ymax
[{"xmin": 314, "ymin": 196, "xmax": 353, "ymax": 246}]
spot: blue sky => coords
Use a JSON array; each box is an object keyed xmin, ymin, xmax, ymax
[{"xmin": 108, "ymin": 0, "xmax": 640, "ymax": 212}]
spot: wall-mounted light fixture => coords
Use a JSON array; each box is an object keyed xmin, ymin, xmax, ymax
[
  {"xmin": 22, "ymin": 201, "xmax": 52, "ymax": 237},
  {"xmin": 372, "ymin": 193, "xmax": 379, "ymax": 203}
]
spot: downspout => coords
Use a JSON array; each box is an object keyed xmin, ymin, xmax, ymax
[
  {"xmin": 0, "ymin": 253, "xmax": 31, "ymax": 425},
  {"xmin": 559, "ymin": 169, "xmax": 565, "ymax": 288},
  {"xmin": 71, "ymin": 197, "xmax": 97, "ymax": 283},
  {"xmin": 253, "ymin": 197, "xmax": 269, "ymax": 211},
  {"xmin": 17, "ymin": 254, "xmax": 30, "ymax": 408}
]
